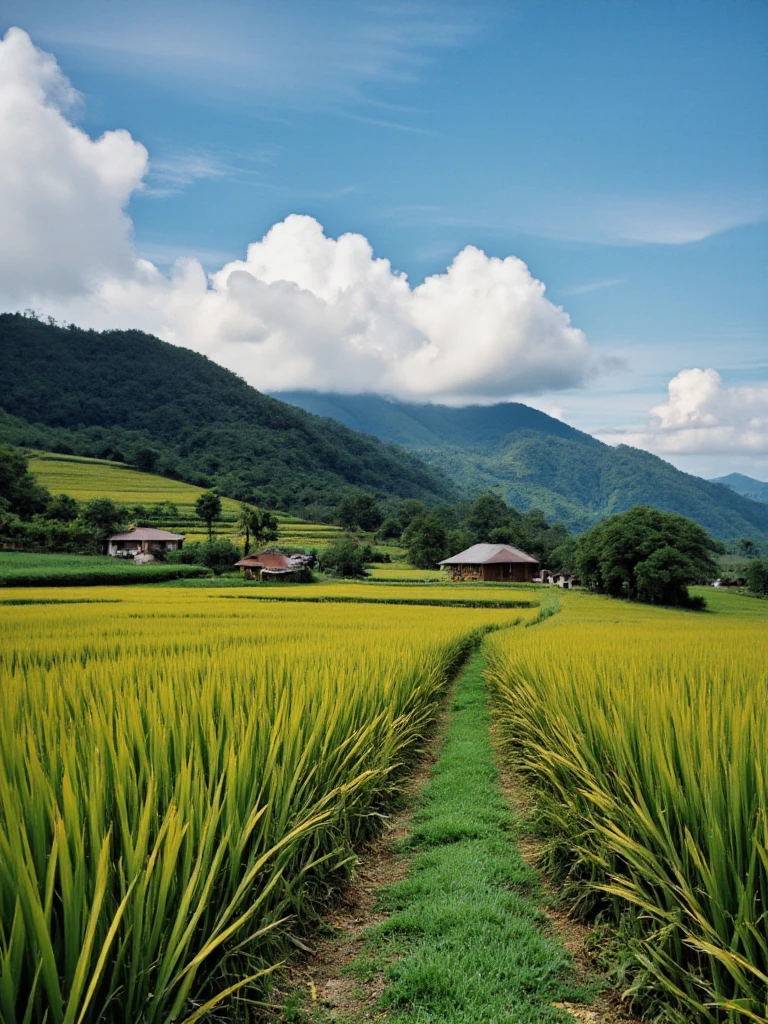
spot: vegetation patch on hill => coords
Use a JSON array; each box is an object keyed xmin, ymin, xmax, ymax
[
  {"xmin": 0, "ymin": 314, "xmax": 458, "ymax": 519},
  {"xmin": 275, "ymin": 391, "xmax": 768, "ymax": 542}
]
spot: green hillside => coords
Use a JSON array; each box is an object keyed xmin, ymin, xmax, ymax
[
  {"xmin": 28, "ymin": 451, "xmax": 343, "ymax": 547},
  {"xmin": 0, "ymin": 314, "xmax": 457, "ymax": 520},
  {"xmin": 275, "ymin": 391, "xmax": 768, "ymax": 542},
  {"xmin": 712, "ymin": 472, "xmax": 768, "ymax": 504}
]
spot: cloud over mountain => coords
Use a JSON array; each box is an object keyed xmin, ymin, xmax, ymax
[
  {"xmin": 0, "ymin": 28, "xmax": 595, "ymax": 404},
  {"xmin": 616, "ymin": 368, "xmax": 768, "ymax": 455}
]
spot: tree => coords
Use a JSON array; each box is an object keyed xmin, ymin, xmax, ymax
[
  {"xmin": 0, "ymin": 444, "xmax": 51, "ymax": 518},
  {"xmin": 576, "ymin": 505, "xmax": 718, "ymax": 607},
  {"xmin": 354, "ymin": 494, "xmax": 383, "ymax": 532},
  {"xmin": 378, "ymin": 517, "xmax": 402, "ymax": 540},
  {"xmin": 737, "ymin": 537, "xmax": 760, "ymax": 559},
  {"xmin": 79, "ymin": 497, "xmax": 128, "ymax": 553},
  {"xmin": 336, "ymin": 496, "xmax": 360, "ymax": 531},
  {"xmin": 237, "ymin": 505, "xmax": 279, "ymax": 555},
  {"xmin": 195, "ymin": 490, "xmax": 221, "ymax": 540},
  {"xmin": 318, "ymin": 536, "xmax": 369, "ymax": 577},
  {"xmin": 44, "ymin": 493, "xmax": 79, "ymax": 522},
  {"xmin": 133, "ymin": 447, "xmax": 160, "ymax": 473},
  {"xmin": 398, "ymin": 499, "xmax": 428, "ymax": 531},
  {"xmin": 335, "ymin": 493, "xmax": 383, "ymax": 532},
  {"xmin": 407, "ymin": 515, "xmax": 450, "ymax": 569},
  {"xmin": 746, "ymin": 558, "xmax": 768, "ymax": 596},
  {"xmin": 466, "ymin": 493, "xmax": 517, "ymax": 542}
]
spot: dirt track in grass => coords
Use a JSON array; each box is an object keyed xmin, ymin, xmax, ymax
[{"xmin": 277, "ymin": 649, "xmax": 641, "ymax": 1023}]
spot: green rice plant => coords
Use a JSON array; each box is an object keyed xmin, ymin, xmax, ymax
[
  {"xmin": 0, "ymin": 588, "xmax": 532, "ymax": 1023},
  {"xmin": 0, "ymin": 553, "xmax": 211, "ymax": 587},
  {"xmin": 485, "ymin": 592, "xmax": 768, "ymax": 1022}
]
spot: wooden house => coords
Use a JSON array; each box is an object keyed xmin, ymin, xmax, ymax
[
  {"xmin": 235, "ymin": 548, "xmax": 297, "ymax": 581},
  {"xmin": 108, "ymin": 527, "xmax": 184, "ymax": 560},
  {"xmin": 438, "ymin": 543, "xmax": 539, "ymax": 582}
]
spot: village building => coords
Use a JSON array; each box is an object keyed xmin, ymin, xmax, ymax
[
  {"xmin": 107, "ymin": 527, "xmax": 184, "ymax": 560},
  {"xmin": 235, "ymin": 548, "xmax": 310, "ymax": 581},
  {"xmin": 438, "ymin": 543, "xmax": 540, "ymax": 582}
]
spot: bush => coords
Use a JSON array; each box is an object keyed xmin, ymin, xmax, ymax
[
  {"xmin": 318, "ymin": 537, "xmax": 369, "ymax": 578},
  {"xmin": 171, "ymin": 538, "xmax": 241, "ymax": 575},
  {"xmin": 746, "ymin": 557, "xmax": 768, "ymax": 596}
]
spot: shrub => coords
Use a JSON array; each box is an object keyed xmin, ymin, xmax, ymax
[
  {"xmin": 318, "ymin": 536, "xmax": 369, "ymax": 577},
  {"xmin": 171, "ymin": 538, "xmax": 241, "ymax": 574}
]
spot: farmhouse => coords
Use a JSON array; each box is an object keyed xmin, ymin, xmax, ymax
[
  {"xmin": 235, "ymin": 548, "xmax": 307, "ymax": 581},
  {"xmin": 438, "ymin": 543, "xmax": 540, "ymax": 582},
  {"xmin": 107, "ymin": 527, "xmax": 184, "ymax": 559}
]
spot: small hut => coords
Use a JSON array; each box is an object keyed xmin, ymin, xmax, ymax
[
  {"xmin": 235, "ymin": 548, "xmax": 296, "ymax": 581},
  {"xmin": 107, "ymin": 527, "xmax": 184, "ymax": 560},
  {"xmin": 438, "ymin": 543, "xmax": 539, "ymax": 582}
]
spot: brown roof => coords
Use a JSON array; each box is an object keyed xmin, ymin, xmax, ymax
[
  {"xmin": 438, "ymin": 543, "xmax": 539, "ymax": 566},
  {"xmin": 235, "ymin": 550, "xmax": 292, "ymax": 569},
  {"xmin": 109, "ymin": 527, "xmax": 185, "ymax": 541}
]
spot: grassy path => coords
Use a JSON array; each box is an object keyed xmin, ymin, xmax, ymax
[{"xmin": 292, "ymin": 650, "xmax": 594, "ymax": 1023}]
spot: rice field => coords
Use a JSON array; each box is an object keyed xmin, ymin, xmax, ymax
[
  {"xmin": 485, "ymin": 588, "xmax": 768, "ymax": 1022},
  {"xmin": 367, "ymin": 567, "xmax": 443, "ymax": 581},
  {"xmin": 0, "ymin": 586, "xmax": 532, "ymax": 1024},
  {"xmin": 2, "ymin": 568, "xmax": 765, "ymax": 1024},
  {"xmin": 27, "ymin": 452, "xmax": 343, "ymax": 547}
]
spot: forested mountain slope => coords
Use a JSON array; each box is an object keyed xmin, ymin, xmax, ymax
[
  {"xmin": 712, "ymin": 473, "xmax": 768, "ymax": 504},
  {"xmin": 0, "ymin": 315, "xmax": 457, "ymax": 517},
  {"xmin": 275, "ymin": 391, "xmax": 768, "ymax": 541}
]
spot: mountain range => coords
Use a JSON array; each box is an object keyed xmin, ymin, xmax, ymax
[
  {"xmin": 274, "ymin": 391, "xmax": 768, "ymax": 542},
  {"xmin": 1, "ymin": 313, "xmax": 766, "ymax": 543},
  {"xmin": 712, "ymin": 473, "xmax": 768, "ymax": 504}
]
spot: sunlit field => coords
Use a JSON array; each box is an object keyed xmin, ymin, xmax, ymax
[
  {"xmin": 29, "ymin": 453, "xmax": 242, "ymax": 513},
  {"xmin": 0, "ymin": 586, "xmax": 533, "ymax": 1024},
  {"xmin": 486, "ymin": 588, "xmax": 768, "ymax": 1022},
  {"xmin": 28, "ymin": 452, "xmax": 344, "ymax": 546}
]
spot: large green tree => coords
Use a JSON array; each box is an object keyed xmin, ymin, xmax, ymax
[
  {"xmin": 0, "ymin": 444, "xmax": 50, "ymax": 518},
  {"xmin": 576, "ymin": 505, "xmax": 718, "ymax": 606},
  {"xmin": 335, "ymin": 493, "xmax": 383, "ymax": 532},
  {"xmin": 406, "ymin": 515, "xmax": 450, "ymax": 570},
  {"xmin": 79, "ymin": 498, "xmax": 128, "ymax": 553},
  {"xmin": 195, "ymin": 490, "xmax": 222, "ymax": 540}
]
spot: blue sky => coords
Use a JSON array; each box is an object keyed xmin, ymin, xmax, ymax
[{"xmin": 1, "ymin": 0, "xmax": 766, "ymax": 477}]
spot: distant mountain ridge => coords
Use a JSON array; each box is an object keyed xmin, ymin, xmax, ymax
[
  {"xmin": 274, "ymin": 391, "xmax": 768, "ymax": 542},
  {"xmin": 712, "ymin": 473, "xmax": 768, "ymax": 504},
  {"xmin": 0, "ymin": 315, "xmax": 458, "ymax": 517}
]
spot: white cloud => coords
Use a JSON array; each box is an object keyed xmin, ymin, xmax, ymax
[
  {"xmin": 609, "ymin": 368, "xmax": 768, "ymax": 455},
  {"xmin": 0, "ymin": 27, "xmax": 595, "ymax": 404},
  {"xmin": 0, "ymin": 27, "xmax": 147, "ymax": 300}
]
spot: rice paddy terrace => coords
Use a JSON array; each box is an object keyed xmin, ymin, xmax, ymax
[
  {"xmin": 28, "ymin": 451, "xmax": 343, "ymax": 547},
  {"xmin": 0, "ymin": 576, "xmax": 765, "ymax": 1023}
]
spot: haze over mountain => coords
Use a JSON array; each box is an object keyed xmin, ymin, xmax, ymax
[
  {"xmin": 274, "ymin": 392, "xmax": 768, "ymax": 542},
  {"xmin": 712, "ymin": 473, "xmax": 768, "ymax": 505},
  {"xmin": 0, "ymin": 315, "xmax": 457, "ymax": 517}
]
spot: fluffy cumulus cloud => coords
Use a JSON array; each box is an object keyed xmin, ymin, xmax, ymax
[
  {"xmin": 0, "ymin": 28, "xmax": 147, "ymax": 300},
  {"xmin": 0, "ymin": 28, "xmax": 594, "ymax": 403},
  {"xmin": 619, "ymin": 368, "xmax": 768, "ymax": 454}
]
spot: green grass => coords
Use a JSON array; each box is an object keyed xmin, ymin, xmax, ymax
[
  {"xmin": 353, "ymin": 651, "xmax": 590, "ymax": 1022},
  {"xmin": 0, "ymin": 551, "xmax": 211, "ymax": 587}
]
